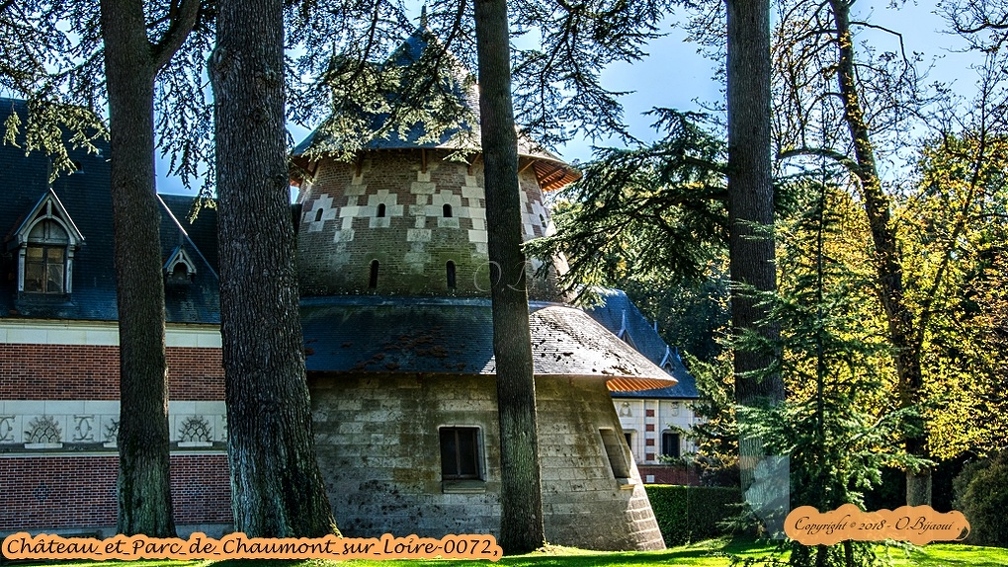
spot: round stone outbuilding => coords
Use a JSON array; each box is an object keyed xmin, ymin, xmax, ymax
[{"xmin": 290, "ymin": 22, "xmax": 673, "ymax": 551}]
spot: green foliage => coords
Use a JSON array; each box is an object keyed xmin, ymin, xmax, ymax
[
  {"xmin": 644, "ymin": 484, "xmax": 743, "ymax": 546},
  {"xmin": 2, "ymin": 99, "xmax": 106, "ymax": 178},
  {"xmin": 953, "ymin": 451, "xmax": 1008, "ymax": 547},
  {"xmin": 623, "ymin": 273, "xmax": 730, "ymax": 363},
  {"xmin": 906, "ymin": 133, "xmax": 1008, "ymax": 459},
  {"xmin": 732, "ymin": 176, "xmax": 925, "ymax": 566},
  {"xmin": 294, "ymin": 0, "xmax": 675, "ymax": 152},
  {"xmin": 509, "ymin": 0, "xmax": 675, "ymax": 146},
  {"xmin": 525, "ymin": 109, "xmax": 728, "ymax": 293},
  {"xmin": 1, "ymin": 0, "xmax": 216, "ymax": 194},
  {"xmin": 292, "ymin": 11, "xmax": 479, "ymax": 164},
  {"xmin": 684, "ymin": 350, "xmax": 741, "ymax": 487}
]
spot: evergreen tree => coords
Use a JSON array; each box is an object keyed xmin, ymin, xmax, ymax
[
  {"xmin": 1, "ymin": 0, "xmax": 210, "ymax": 536},
  {"xmin": 740, "ymin": 176, "xmax": 921, "ymax": 567}
]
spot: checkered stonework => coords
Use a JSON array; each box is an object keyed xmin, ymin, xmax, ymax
[{"xmin": 295, "ymin": 149, "xmax": 561, "ymax": 299}]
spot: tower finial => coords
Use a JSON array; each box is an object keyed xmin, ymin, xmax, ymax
[{"xmin": 420, "ymin": 4, "xmax": 428, "ymax": 29}]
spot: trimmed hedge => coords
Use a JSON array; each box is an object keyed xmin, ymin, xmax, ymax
[
  {"xmin": 645, "ymin": 484, "xmax": 743, "ymax": 546},
  {"xmin": 953, "ymin": 451, "xmax": 1008, "ymax": 547}
]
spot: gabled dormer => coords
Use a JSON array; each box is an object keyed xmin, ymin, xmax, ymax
[
  {"xmin": 616, "ymin": 309, "xmax": 638, "ymax": 350},
  {"xmin": 164, "ymin": 245, "xmax": 197, "ymax": 285},
  {"xmin": 8, "ymin": 189, "xmax": 84, "ymax": 295}
]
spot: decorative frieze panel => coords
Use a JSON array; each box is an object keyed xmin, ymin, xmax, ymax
[
  {"xmin": 72, "ymin": 414, "xmax": 96, "ymax": 442},
  {"xmin": 178, "ymin": 415, "xmax": 213, "ymax": 447},
  {"xmin": 25, "ymin": 415, "xmax": 62, "ymax": 448},
  {"xmin": 103, "ymin": 417, "xmax": 118, "ymax": 447},
  {"xmin": 0, "ymin": 400, "xmax": 226, "ymax": 453},
  {"xmin": 0, "ymin": 415, "xmax": 18, "ymax": 443}
]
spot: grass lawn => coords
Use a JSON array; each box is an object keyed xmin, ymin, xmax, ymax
[
  {"xmin": 337, "ymin": 539, "xmax": 1008, "ymax": 567},
  {"xmin": 8, "ymin": 538, "xmax": 1007, "ymax": 567}
]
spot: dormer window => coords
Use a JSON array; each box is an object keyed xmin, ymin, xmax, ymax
[
  {"xmin": 10, "ymin": 189, "xmax": 84, "ymax": 296},
  {"xmin": 164, "ymin": 245, "xmax": 197, "ymax": 285}
]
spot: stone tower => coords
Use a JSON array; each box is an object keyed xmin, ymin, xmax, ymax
[{"xmin": 290, "ymin": 24, "xmax": 670, "ymax": 551}]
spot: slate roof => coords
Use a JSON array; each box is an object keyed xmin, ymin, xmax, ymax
[
  {"xmin": 158, "ymin": 195, "xmax": 220, "ymax": 324},
  {"xmin": 0, "ymin": 98, "xmax": 682, "ymax": 396},
  {"xmin": 292, "ymin": 24, "xmax": 580, "ymax": 191},
  {"xmin": 585, "ymin": 288, "xmax": 701, "ymax": 400},
  {"xmin": 0, "ymin": 98, "xmax": 220, "ymax": 324},
  {"xmin": 301, "ymin": 295, "xmax": 676, "ymax": 390}
]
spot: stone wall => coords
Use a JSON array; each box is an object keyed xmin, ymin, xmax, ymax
[
  {"xmin": 310, "ymin": 373, "xmax": 501, "ymax": 536},
  {"xmin": 537, "ymin": 376, "xmax": 665, "ymax": 550},
  {"xmin": 310, "ymin": 372, "xmax": 665, "ymax": 551}
]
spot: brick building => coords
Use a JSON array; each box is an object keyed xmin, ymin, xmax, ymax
[{"xmin": 0, "ymin": 98, "xmax": 231, "ymax": 537}]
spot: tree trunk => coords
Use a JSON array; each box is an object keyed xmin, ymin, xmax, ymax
[
  {"xmin": 725, "ymin": 0, "xmax": 783, "ymax": 498},
  {"xmin": 210, "ymin": 0, "xmax": 338, "ymax": 536},
  {"xmin": 99, "ymin": 0, "xmax": 175, "ymax": 537},
  {"xmin": 473, "ymin": 0, "xmax": 545, "ymax": 553},
  {"xmin": 828, "ymin": 0, "xmax": 929, "ymax": 505}
]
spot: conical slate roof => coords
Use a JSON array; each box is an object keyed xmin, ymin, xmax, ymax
[{"xmin": 292, "ymin": 23, "xmax": 580, "ymax": 191}]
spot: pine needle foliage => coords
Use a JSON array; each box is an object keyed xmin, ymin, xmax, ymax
[
  {"xmin": 1, "ymin": 0, "xmax": 216, "ymax": 192},
  {"xmin": 290, "ymin": 0, "xmax": 676, "ymax": 159},
  {"xmin": 734, "ymin": 175, "xmax": 927, "ymax": 567},
  {"xmin": 524, "ymin": 109, "xmax": 728, "ymax": 297}
]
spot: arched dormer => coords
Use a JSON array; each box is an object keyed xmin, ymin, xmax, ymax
[
  {"xmin": 163, "ymin": 245, "xmax": 198, "ymax": 284},
  {"xmin": 10, "ymin": 189, "xmax": 84, "ymax": 295}
]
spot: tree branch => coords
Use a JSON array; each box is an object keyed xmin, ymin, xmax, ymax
[
  {"xmin": 850, "ymin": 20, "xmax": 910, "ymax": 67},
  {"xmin": 778, "ymin": 146, "xmax": 861, "ymax": 175},
  {"xmin": 151, "ymin": 0, "xmax": 201, "ymax": 72},
  {"xmin": 953, "ymin": 16, "xmax": 1008, "ymax": 35}
]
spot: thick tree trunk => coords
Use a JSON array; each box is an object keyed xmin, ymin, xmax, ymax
[
  {"xmin": 473, "ymin": 0, "xmax": 545, "ymax": 553},
  {"xmin": 828, "ymin": 0, "xmax": 929, "ymax": 505},
  {"xmin": 726, "ymin": 0, "xmax": 783, "ymax": 502},
  {"xmin": 210, "ymin": 0, "xmax": 338, "ymax": 536},
  {"xmin": 100, "ymin": 0, "xmax": 175, "ymax": 537},
  {"xmin": 726, "ymin": 0, "xmax": 781, "ymax": 404}
]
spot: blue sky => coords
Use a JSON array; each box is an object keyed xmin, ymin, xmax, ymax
[
  {"xmin": 156, "ymin": 0, "xmax": 984, "ymax": 195},
  {"xmin": 553, "ymin": 1, "xmax": 981, "ymax": 163}
]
